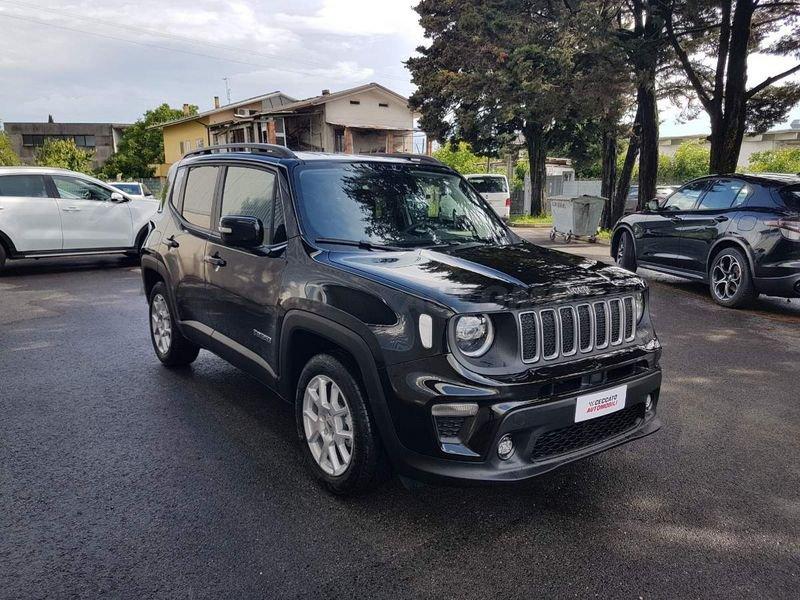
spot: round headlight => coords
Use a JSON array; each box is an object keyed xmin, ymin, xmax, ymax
[
  {"xmin": 454, "ymin": 314, "xmax": 494, "ymax": 357},
  {"xmin": 634, "ymin": 292, "xmax": 645, "ymax": 323}
]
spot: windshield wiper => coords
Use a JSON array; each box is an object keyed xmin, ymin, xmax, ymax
[{"xmin": 315, "ymin": 237, "xmax": 405, "ymax": 251}]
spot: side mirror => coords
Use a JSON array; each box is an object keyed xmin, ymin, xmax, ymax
[
  {"xmin": 110, "ymin": 191, "xmax": 128, "ymax": 203},
  {"xmin": 219, "ymin": 215, "xmax": 263, "ymax": 248},
  {"xmin": 647, "ymin": 200, "xmax": 661, "ymax": 212}
]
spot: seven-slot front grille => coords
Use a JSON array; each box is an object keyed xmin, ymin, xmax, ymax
[{"xmin": 520, "ymin": 296, "xmax": 637, "ymax": 364}]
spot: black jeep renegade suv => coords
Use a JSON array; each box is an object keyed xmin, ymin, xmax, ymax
[{"xmin": 141, "ymin": 144, "xmax": 663, "ymax": 494}]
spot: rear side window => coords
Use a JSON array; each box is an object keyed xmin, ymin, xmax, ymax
[
  {"xmin": 182, "ymin": 166, "xmax": 219, "ymax": 229},
  {"xmin": 0, "ymin": 175, "xmax": 49, "ymax": 197},
  {"xmin": 780, "ymin": 186, "xmax": 800, "ymax": 211},
  {"xmin": 220, "ymin": 166, "xmax": 279, "ymax": 245},
  {"xmin": 697, "ymin": 179, "xmax": 745, "ymax": 210}
]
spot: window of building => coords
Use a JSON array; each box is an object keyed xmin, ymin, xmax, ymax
[
  {"xmin": 334, "ymin": 129, "xmax": 345, "ymax": 153},
  {"xmin": 349, "ymin": 100, "xmax": 360, "ymax": 105},
  {"xmin": 182, "ymin": 166, "xmax": 219, "ymax": 229},
  {"xmin": 221, "ymin": 166, "xmax": 280, "ymax": 244},
  {"xmin": 196, "ymin": 139, "xmax": 204, "ymax": 149},
  {"xmin": 0, "ymin": 175, "xmax": 49, "ymax": 197},
  {"xmin": 274, "ymin": 117, "xmax": 286, "ymax": 147},
  {"xmin": 378, "ymin": 103, "xmax": 389, "ymax": 108},
  {"xmin": 21, "ymin": 134, "xmax": 95, "ymax": 147}
]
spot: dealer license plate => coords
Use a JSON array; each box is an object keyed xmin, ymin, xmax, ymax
[{"xmin": 574, "ymin": 385, "xmax": 627, "ymax": 423}]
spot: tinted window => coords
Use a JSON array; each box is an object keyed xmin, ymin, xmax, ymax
[
  {"xmin": 52, "ymin": 175, "xmax": 113, "ymax": 201},
  {"xmin": 780, "ymin": 186, "xmax": 800, "ymax": 211},
  {"xmin": 0, "ymin": 175, "xmax": 49, "ymax": 197},
  {"xmin": 220, "ymin": 167, "xmax": 277, "ymax": 244},
  {"xmin": 663, "ymin": 181, "xmax": 707, "ymax": 211},
  {"xmin": 468, "ymin": 176, "xmax": 508, "ymax": 193},
  {"xmin": 296, "ymin": 163, "xmax": 512, "ymax": 247},
  {"xmin": 182, "ymin": 166, "xmax": 219, "ymax": 229},
  {"xmin": 697, "ymin": 179, "xmax": 745, "ymax": 210},
  {"xmin": 112, "ymin": 183, "xmax": 141, "ymax": 195}
]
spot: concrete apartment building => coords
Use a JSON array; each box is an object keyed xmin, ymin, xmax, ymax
[
  {"xmin": 3, "ymin": 120, "xmax": 129, "ymax": 169},
  {"xmin": 659, "ymin": 120, "xmax": 800, "ymax": 166},
  {"xmin": 156, "ymin": 82, "xmax": 418, "ymax": 175}
]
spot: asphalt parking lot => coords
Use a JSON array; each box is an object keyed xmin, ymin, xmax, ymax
[{"xmin": 1, "ymin": 242, "xmax": 799, "ymax": 599}]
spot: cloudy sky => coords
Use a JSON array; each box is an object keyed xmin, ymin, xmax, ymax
[{"xmin": 0, "ymin": 0, "xmax": 797, "ymax": 136}]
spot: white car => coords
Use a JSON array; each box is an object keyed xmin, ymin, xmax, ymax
[
  {"xmin": 465, "ymin": 173, "xmax": 511, "ymax": 219},
  {"xmin": 108, "ymin": 181, "xmax": 156, "ymax": 200},
  {"xmin": 0, "ymin": 167, "xmax": 158, "ymax": 271}
]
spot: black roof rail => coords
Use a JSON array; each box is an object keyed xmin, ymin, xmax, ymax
[
  {"xmin": 369, "ymin": 152, "xmax": 444, "ymax": 166},
  {"xmin": 183, "ymin": 143, "xmax": 297, "ymax": 160}
]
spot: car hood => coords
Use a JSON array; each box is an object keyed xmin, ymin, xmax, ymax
[{"xmin": 327, "ymin": 241, "xmax": 644, "ymax": 313}]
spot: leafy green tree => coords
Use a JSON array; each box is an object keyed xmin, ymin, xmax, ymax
[
  {"xmin": 0, "ymin": 132, "xmax": 20, "ymax": 166},
  {"xmin": 669, "ymin": 141, "xmax": 711, "ymax": 182},
  {"xmin": 748, "ymin": 148, "xmax": 800, "ymax": 174},
  {"xmin": 35, "ymin": 138, "xmax": 93, "ymax": 173},
  {"xmin": 101, "ymin": 103, "xmax": 197, "ymax": 179},
  {"xmin": 432, "ymin": 142, "xmax": 484, "ymax": 174}
]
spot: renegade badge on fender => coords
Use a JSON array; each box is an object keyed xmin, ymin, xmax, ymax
[{"xmin": 141, "ymin": 144, "xmax": 663, "ymax": 495}]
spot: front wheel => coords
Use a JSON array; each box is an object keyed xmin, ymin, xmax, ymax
[
  {"xmin": 148, "ymin": 282, "xmax": 200, "ymax": 366},
  {"xmin": 616, "ymin": 230, "xmax": 637, "ymax": 272},
  {"xmin": 0, "ymin": 244, "xmax": 6, "ymax": 272},
  {"xmin": 709, "ymin": 248, "xmax": 757, "ymax": 308},
  {"xmin": 296, "ymin": 354, "xmax": 389, "ymax": 495}
]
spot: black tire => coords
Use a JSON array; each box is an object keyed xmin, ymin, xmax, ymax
[
  {"xmin": 708, "ymin": 247, "xmax": 757, "ymax": 308},
  {"xmin": 295, "ymin": 354, "xmax": 389, "ymax": 495},
  {"xmin": 616, "ymin": 230, "xmax": 637, "ymax": 272},
  {"xmin": 148, "ymin": 281, "xmax": 200, "ymax": 366},
  {"xmin": 125, "ymin": 228, "xmax": 148, "ymax": 261},
  {"xmin": 0, "ymin": 244, "xmax": 6, "ymax": 272}
]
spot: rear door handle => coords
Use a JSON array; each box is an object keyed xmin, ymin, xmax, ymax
[
  {"xmin": 62, "ymin": 206, "xmax": 81, "ymax": 212},
  {"xmin": 670, "ymin": 216, "xmax": 682, "ymax": 223},
  {"xmin": 203, "ymin": 254, "xmax": 227, "ymax": 268},
  {"xmin": 163, "ymin": 235, "xmax": 179, "ymax": 249},
  {"xmin": 714, "ymin": 215, "xmax": 729, "ymax": 223}
]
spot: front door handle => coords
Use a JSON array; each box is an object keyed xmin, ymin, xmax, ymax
[
  {"xmin": 203, "ymin": 254, "xmax": 227, "ymax": 268},
  {"xmin": 670, "ymin": 216, "xmax": 683, "ymax": 223},
  {"xmin": 714, "ymin": 215, "xmax": 729, "ymax": 223},
  {"xmin": 163, "ymin": 235, "xmax": 180, "ymax": 249},
  {"xmin": 62, "ymin": 206, "xmax": 81, "ymax": 212}
]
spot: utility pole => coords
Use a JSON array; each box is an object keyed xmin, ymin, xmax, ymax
[{"xmin": 222, "ymin": 77, "xmax": 232, "ymax": 105}]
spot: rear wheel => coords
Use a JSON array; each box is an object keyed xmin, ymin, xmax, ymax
[
  {"xmin": 616, "ymin": 230, "xmax": 637, "ymax": 272},
  {"xmin": 709, "ymin": 247, "xmax": 757, "ymax": 308},
  {"xmin": 148, "ymin": 282, "xmax": 200, "ymax": 366},
  {"xmin": 295, "ymin": 354, "xmax": 388, "ymax": 495}
]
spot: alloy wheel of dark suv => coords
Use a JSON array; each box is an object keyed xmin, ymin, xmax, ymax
[
  {"xmin": 140, "ymin": 143, "xmax": 664, "ymax": 495},
  {"xmin": 612, "ymin": 174, "xmax": 800, "ymax": 308}
]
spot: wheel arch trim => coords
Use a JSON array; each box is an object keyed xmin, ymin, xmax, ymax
[{"xmin": 706, "ymin": 236, "xmax": 756, "ymax": 275}]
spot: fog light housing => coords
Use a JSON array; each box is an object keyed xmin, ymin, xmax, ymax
[
  {"xmin": 497, "ymin": 434, "xmax": 515, "ymax": 460},
  {"xmin": 645, "ymin": 394, "xmax": 653, "ymax": 412}
]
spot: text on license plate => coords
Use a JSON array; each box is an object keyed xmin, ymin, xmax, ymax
[{"xmin": 574, "ymin": 385, "xmax": 627, "ymax": 423}]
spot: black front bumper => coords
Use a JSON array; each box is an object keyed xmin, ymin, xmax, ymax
[{"xmin": 379, "ymin": 352, "xmax": 662, "ymax": 485}]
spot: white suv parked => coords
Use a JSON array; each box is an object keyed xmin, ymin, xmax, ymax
[{"xmin": 0, "ymin": 167, "xmax": 158, "ymax": 271}]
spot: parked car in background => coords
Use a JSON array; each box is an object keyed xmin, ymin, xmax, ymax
[
  {"xmin": 0, "ymin": 167, "xmax": 157, "ymax": 271},
  {"xmin": 465, "ymin": 174, "xmax": 511, "ymax": 218},
  {"xmin": 109, "ymin": 181, "xmax": 156, "ymax": 200},
  {"xmin": 141, "ymin": 144, "xmax": 663, "ymax": 495},
  {"xmin": 612, "ymin": 173, "xmax": 800, "ymax": 307},
  {"xmin": 624, "ymin": 185, "xmax": 678, "ymax": 214}
]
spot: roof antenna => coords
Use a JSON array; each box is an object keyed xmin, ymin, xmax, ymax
[{"xmin": 222, "ymin": 77, "xmax": 232, "ymax": 105}]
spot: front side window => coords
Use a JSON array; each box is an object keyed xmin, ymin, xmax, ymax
[
  {"xmin": 295, "ymin": 163, "xmax": 512, "ymax": 248},
  {"xmin": 0, "ymin": 175, "xmax": 49, "ymax": 197},
  {"xmin": 697, "ymin": 179, "xmax": 745, "ymax": 210},
  {"xmin": 220, "ymin": 167, "xmax": 278, "ymax": 244},
  {"xmin": 663, "ymin": 181, "xmax": 708, "ymax": 211},
  {"xmin": 52, "ymin": 175, "xmax": 113, "ymax": 201},
  {"xmin": 182, "ymin": 166, "xmax": 219, "ymax": 229}
]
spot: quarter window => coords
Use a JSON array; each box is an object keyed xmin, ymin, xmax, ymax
[
  {"xmin": 52, "ymin": 175, "xmax": 112, "ymax": 201},
  {"xmin": 220, "ymin": 167, "xmax": 278, "ymax": 245},
  {"xmin": 663, "ymin": 181, "xmax": 707, "ymax": 211},
  {"xmin": 182, "ymin": 166, "xmax": 219, "ymax": 229},
  {"xmin": 697, "ymin": 179, "xmax": 745, "ymax": 210},
  {"xmin": 0, "ymin": 175, "xmax": 49, "ymax": 197}
]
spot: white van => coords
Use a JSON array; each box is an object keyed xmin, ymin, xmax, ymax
[{"xmin": 465, "ymin": 174, "xmax": 511, "ymax": 219}]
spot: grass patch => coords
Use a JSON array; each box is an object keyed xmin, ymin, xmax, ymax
[{"xmin": 508, "ymin": 214, "xmax": 553, "ymax": 226}]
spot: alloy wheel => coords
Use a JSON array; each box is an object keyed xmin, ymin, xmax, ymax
[
  {"xmin": 150, "ymin": 293, "xmax": 172, "ymax": 355},
  {"xmin": 712, "ymin": 254, "xmax": 742, "ymax": 301},
  {"xmin": 302, "ymin": 375, "xmax": 354, "ymax": 476}
]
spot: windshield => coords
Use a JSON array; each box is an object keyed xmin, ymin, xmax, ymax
[
  {"xmin": 295, "ymin": 163, "xmax": 513, "ymax": 248},
  {"xmin": 113, "ymin": 183, "xmax": 141, "ymax": 194},
  {"xmin": 467, "ymin": 176, "xmax": 508, "ymax": 194}
]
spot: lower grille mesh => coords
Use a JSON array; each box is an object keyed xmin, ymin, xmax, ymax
[{"xmin": 530, "ymin": 405, "xmax": 644, "ymax": 461}]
